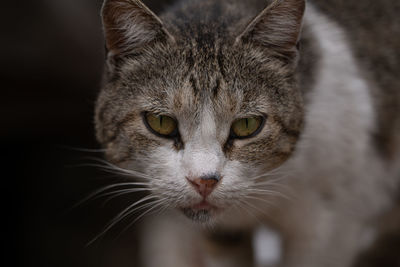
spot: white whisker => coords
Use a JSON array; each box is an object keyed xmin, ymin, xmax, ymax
[
  {"xmin": 100, "ymin": 188, "xmax": 151, "ymax": 205},
  {"xmin": 246, "ymin": 188, "xmax": 291, "ymax": 200},
  {"xmin": 73, "ymin": 182, "xmax": 152, "ymax": 208},
  {"xmin": 236, "ymin": 199, "xmax": 263, "ymax": 224},
  {"xmin": 87, "ymin": 195, "xmax": 160, "ymax": 246},
  {"xmin": 244, "ymin": 195, "xmax": 279, "ymax": 208},
  {"xmin": 58, "ymin": 145, "xmax": 106, "ymax": 153},
  {"xmin": 115, "ymin": 200, "xmax": 167, "ymax": 240},
  {"xmin": 239, "ymin": 198, "xmax": 273, "ymax": 220}
]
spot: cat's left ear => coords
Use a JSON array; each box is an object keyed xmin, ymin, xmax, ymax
[
  {"xmin": 102, "ymin": 0, "xmax": 175, "ymax": 57},
  {"xmin": 236, "ymin": 0, "xmax": 305, "ymax": 58}
]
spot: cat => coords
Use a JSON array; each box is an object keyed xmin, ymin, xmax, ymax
[{"xmin": 94, "ymin": 0, "xmax": 400, "ymax": 266}]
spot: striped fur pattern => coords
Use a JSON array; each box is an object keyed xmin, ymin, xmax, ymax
[{"xmin": 95, "ymin": 0, "xmax": 400, "ymax": 266}]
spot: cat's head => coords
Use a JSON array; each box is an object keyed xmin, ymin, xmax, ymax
[{"xmin": 96, "ymin": 0, "xmax": 305, "ymax": 224}]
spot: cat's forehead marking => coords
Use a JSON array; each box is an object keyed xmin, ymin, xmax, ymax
[{"xmin": 175, "ymin": 37, "xmax": 234, "ymax": 115}]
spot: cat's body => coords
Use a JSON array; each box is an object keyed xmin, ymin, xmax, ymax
[{"xmin": 95, "ymin": 0, "xmax": 400, "ymax": 266}]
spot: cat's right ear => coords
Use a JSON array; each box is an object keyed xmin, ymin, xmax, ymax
[
  {"xmin": 102, "ymin": 0, "xmax": 175, "ymax": 57},
  {"xmin": 236, "ymin": 0, "xmax": 305, "ymax": 59}
]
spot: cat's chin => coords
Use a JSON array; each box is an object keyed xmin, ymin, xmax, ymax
[
  {"xmin": 181, "ymin": 208, "xmax": 213, "ymax": 223},
  {"xmin": 180, "ymin": 201, "xmax": 220, "ymax": 223}
]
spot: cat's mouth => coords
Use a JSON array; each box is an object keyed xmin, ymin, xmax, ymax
[
  {"xmin": 180, "ymin": 200, "xmax": 219, "ymax": 222},
  {"xmin": 191, "ymin": 200, "xmax": 216, "ymax": 210}
]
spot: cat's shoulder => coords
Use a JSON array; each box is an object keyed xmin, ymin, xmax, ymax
[{"xmin": 310, "ymin": 0, "xmax": 400, "ymax": 160}]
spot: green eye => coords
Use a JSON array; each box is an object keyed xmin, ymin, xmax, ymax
[
  {"xmin": 231, "ymin": 117, "xmax": 263, "ymax": 138},
  {"xmin": 145, "ymin": 113, "xmax": 177, "ymax": 136}
]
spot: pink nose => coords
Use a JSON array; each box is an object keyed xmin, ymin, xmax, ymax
[{"xmin": 187, "ymin": 174, "xmax": 221, "ymax": 197}]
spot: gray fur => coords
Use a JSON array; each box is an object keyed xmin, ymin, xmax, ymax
[{"xmin": 95, "ymin": 0, "xmax": 400, "ymax": 266}]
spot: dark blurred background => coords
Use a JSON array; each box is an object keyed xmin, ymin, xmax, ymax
[
  {"xmin": 2, "ymin": 1, "xmax": 173, "ymax": 266},
  {"xmin": 2, "ymin": 0, "xmax": 399, "ymax": 267}
]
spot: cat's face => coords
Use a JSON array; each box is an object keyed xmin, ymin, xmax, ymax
[{"xmin": 96, "ymin": 0, "xmax": 305, "ymax": 224}]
